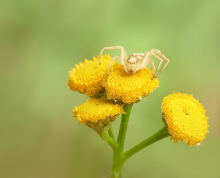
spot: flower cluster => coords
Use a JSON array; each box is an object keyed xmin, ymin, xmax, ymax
[
  {"xmin": 161, "ymin": 92, "xmax": 209, "ymax": 146},
  {"xmin": 68, "ymin": 54, "xmax": 209, "ymax": 146},
  {"xmin": 103, "ymin": 63, "xmax": 159, "ymax": 104},
  {"xmin": 68, "ymin": 55, "xmax": 111, "ymax": 97},
  {"xmin": 73, "ymin": 97, "xmax": 125, "ymax": 131}
]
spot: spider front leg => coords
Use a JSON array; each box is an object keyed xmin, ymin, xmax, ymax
[
  {"xmin": 104, "ymin": 56, "xmax": 120, "ymax": 75},
  {"xmin": 98, "ymin": 46, "xmax": 127, "ymax": 66},
  {"xmin": 141, "ymin": 49, "xmax": 170, "ymax": 77},
  {"xmin": 139, "ymin": 52, "xmax": 156, "ymax": 75}
]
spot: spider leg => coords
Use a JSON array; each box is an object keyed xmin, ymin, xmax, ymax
[
  {"xmin": 98, "ymin": 46, "xmax": 127, "ymax": 65},
  {"xmin": 139, "ymin": 52, "xmax": 156, "ymax": 77},
  {"xmin": 149, "ymin": 59, "xmax": 156, "ymax": 75},
  {"xmin": 149, "ymin": 49, "xmax": 170, "ymax": 77},
  {"xmin": 108, "ymin": 56, "xmax": 120, "ymax": 75},
  {"xmin": 140, "ymin": 52, "xmax": 150, "ymax": 69}
]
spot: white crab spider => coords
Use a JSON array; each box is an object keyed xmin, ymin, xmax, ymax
[{"xmin": 98, "ymin": 46, "xmax": 170, "ymax": 78}]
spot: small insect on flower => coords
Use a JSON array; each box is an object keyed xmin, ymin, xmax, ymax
[{"xmin": 98, "ymin": 46, "xmax": 170, "ymax": 77}]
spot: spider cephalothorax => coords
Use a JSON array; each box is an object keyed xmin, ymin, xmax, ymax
[
  {"xmin": 98, "ymin": 46, "xmax": 170, "ymax": 77},
  {"xmin": 125, "ymin": 53, "xmax": 144, "ymax": 73}
]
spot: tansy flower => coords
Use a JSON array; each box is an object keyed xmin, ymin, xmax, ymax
[
  {"xmin": 68, "ymin": 55, "xmax": 111, "ymax": 96},
  {"xmin": 103, "ymin": 63, "xmax": 159, "ymax": 104},
  {"xmin": 73, "ymin": 97, "xmax": 125, "ymax": 131},
  {"xmin": 161, "ymin": 92, "xmax": 209, "ymax": 146}
]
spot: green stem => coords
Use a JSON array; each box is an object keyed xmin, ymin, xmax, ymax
[
  {"xmin": 123, "ymin": 125, "xmax": 170, "ymax": 161},
  {"xmin": 100, "ymin": 126, "xmax": 117, "ymax": 148},
  {"xmin": 108, "ymin": 123, "xmax": 116, "ymax": 141},
  {"xmin": 111, "ymin": 104, "xmax": 133, "ymax": 178}
]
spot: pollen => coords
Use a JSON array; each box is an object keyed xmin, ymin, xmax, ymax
[
  {"xmin": 68, "ymin": 55, "xmax": 111, "ymax": 96},
  {"xmin": 161, "ymin": 92, "xmax": 209, "ymax": 146},
  {"xmin": 103, "ymin": 63, "xmax": 159, "ymax": 104},
  {"xmin": 73, "ymin": 97, "xmax": 125, "ymax": 130}
]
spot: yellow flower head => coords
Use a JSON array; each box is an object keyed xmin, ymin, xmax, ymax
[
  {"xmin": 68, "ymin": 55, "xmax": 111, "ymax": 96},
  {"xmin": 73, "ymin": 97, "xmax": 125, "ymax": 130},
  {"xmin": 103, "ymin": 63, "xmax": 159, "ymax": 104},
  {"xmin": 161, "ymin": 92, "xmax": 209, "ymax": 146}
]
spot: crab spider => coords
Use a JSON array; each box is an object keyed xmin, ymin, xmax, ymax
[{"xmin": 98, "ymin": 46, "xmax": 170, "ymax": 78}]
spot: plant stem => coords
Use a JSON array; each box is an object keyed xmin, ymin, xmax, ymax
[
  {"xmin": 108, "ymin": 123, "xmax": 116, "ymax": 141},
  {"xmin": 100, "ymin": 126, "xmax": 117, "ymax": 148},
  {"xmin": 111, "ymin": 104, "xmax": 133, "ymax": 178},
  {"xmin": 123, "ymin": 125, "xmax": 170, "ymax": 161}
]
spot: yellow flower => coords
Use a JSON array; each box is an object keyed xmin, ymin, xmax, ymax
[
  {"xmin": 73, "ymin": 97, "xmax": 125, "ymax": 130},
  {"xmin": 161, "ymin": 92, "xmax": 209, "ymax": 146},
  {"xmin": 68, "ymin": 55, "xmax": 111, "ymax": 96},
  {"xmin": 103, "ymin": 63, "xmax": 159, "ymax": 104}
]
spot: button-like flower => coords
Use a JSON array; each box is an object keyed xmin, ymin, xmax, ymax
[
  {"xmin": 161, "ymin": 92, "xmax": 209, "ymax": 146},
  {"xmin": 103, "ymin": 63, "xmax": 159, "ymax": 104},
  {"xmin": 68, "ymin": 55, "xmax": 111, "ymax": 96},
  {"xmin": 73, "ymin": 97, "xmax": 125, "ymax": 131}
]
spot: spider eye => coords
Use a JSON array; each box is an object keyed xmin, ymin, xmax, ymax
[{"xmin": 128, "ymin": 57, "xmax": 137, "ymax": 64}]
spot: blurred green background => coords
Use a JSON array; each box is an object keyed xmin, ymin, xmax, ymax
[{"xmin": 1, "ymin": 0, "xmax": 220, "ymax": 178}]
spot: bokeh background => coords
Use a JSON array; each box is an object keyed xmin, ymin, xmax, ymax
[{"xmin": 1, "ymin": 0, "xmax": 220, "ymax": 178}]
